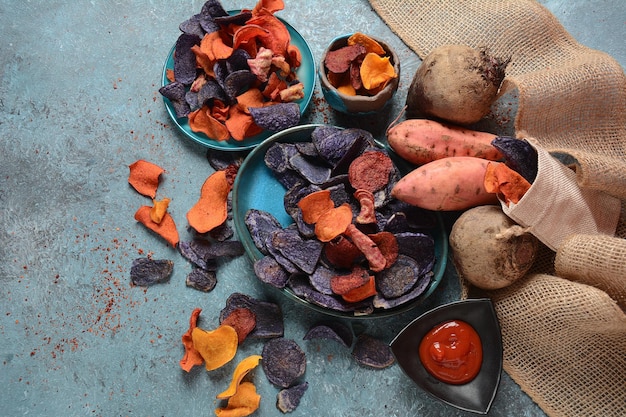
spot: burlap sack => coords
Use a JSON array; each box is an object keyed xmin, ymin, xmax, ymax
[
  {"xmin": 368, "ymin": 1, "xmax": 626, "ymax": 416},
  {"xmin": 499, "ymin": 143, "xmax": 621, "ymax": 251}
]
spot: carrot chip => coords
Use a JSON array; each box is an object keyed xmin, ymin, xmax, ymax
[
  {"xmin": 180, "ymin": 308, "xmax": 204, "ymax": 372},
  {"xmin": 187, "ymin": 165, "xmax": 237, "ymax": 233},
  {"xmin": 150, "ymin": 197, "xmax": 171, "ymax": 224},
  {"xmin": 134, "ymin": 205, "xmax": 180, "ymax": 247},
  {"xmin": 128, "ymin": 159, "xmax": 165, "ymax": 198}
]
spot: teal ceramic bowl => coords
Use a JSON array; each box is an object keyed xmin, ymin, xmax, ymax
[
  {"xmin": 319, "ymin": 34, "xmax": 400, "ymax": 115},
  {"xmin": 161, "ymin": 11, "xmax": 315, "ymax": 151},
  {"xmin": 232, "ymin": 124, "xmax": 448, "ymax": 319}
]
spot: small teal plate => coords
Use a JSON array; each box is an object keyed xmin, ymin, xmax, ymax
[
  {"xmin": 161, "ymin": 12, "xmax": 315, "ymax": 151},
  {"xmin": 232, "ymin": 124, "xmax": 448, "ymax": 319},
  {"xmin": 390, "ymin": 298, "xmax": 503, "ymax": 414}
]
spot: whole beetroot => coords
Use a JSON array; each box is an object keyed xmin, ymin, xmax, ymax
[{"xmin": 406, "ymin": 44, "xmax": 510, "ymax": 125}]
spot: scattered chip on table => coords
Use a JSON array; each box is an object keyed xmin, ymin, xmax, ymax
[
  {"xmin": 130, "ymin": 258, "xmax": 173, "ymax": 286},
  {"xmin": 262, "ymin": 338, "xmax": 306, "ymax": 388},
  {"xmin": 277, "ymin": 382, "xmax": 309, "ymax": 413},
  {"xmin": 220, "ymin": 307, "xmax": 257, "ymax": 345},
  {"xmin": 303, "ymin": 321, "xmax": 354, "ymax": 348},
  {"xmin": 351, "ymin": 334, "xmax": 395, "ymax": 369},
  {"xmin": 219, "ymin": 293, "xmax": 283, "ymax": 339},
  {"xmin": 185, "ymin": 268, "xmax": 217, "ymax": 292}
]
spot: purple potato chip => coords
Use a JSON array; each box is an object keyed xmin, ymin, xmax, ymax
[
  {"xmin": 262, "ymin": 338, "xmax": 306, "ymax": 388},
  {"xmin": 308, "ymin": 264, "xmax": 335, "ymax": 295},
  {"xmin": 197, "ymin": 79, "xmax": 227, "ymax": 107},
  {"xmin": 185, "ymin": 90, "xmax": 200, "ymax": 111},
  {"xmin": 226, "ymin": 48, "xmax": 251, "ymax": 73},
  {"xmin": 375, "ymin": 255, "xmax": 421, "ymax": 299},
  {"xmin": 179, "ymin": 14, "xmax": 206, "ymax": 37},
  {"xmin": 277, "ymin": 382, "xmax": 309, "ymax": 413},
  {"xmin": 208, "ymin": 221, "xmax": 234, "ymax": 242},
  {"xmin": 394, "ymin": 232, "xmax": 435, "ymax": 273},
  {"xmin": 294, "ymin": 142, "xmax": 319, "ymax": 157},
  {"xmin": 201, "ymin": 0, "xmax": 229, "ymax": 18},
  {"xmin": 223, "ymin": 69, "xmax": 257, "ymax": 102},
  {"xmin": 269, "ymin": 228, "xmax": 322, "ymax": 275},
  {"xmin": 331, "ymin": 133, "xmax": 378, "ymax": 177},
  {"xmin": 288, "ymin": 153, "xmax": 331, "ymax": 185},
  {"xmin": 254, "ymin": 256, "xmax": 290, "ymax": 289},
  {"xmin": 291, "ymin": 209, "xmax": 316, "ymax": 239},
  {"xmin": 382, "ymin": 212, "xmax": 409, "ymax": 234},
  {"xmin": 324, "ymin": 182, "xmax": 351, "ymax": 208},
  {"xmin": 372, "ymin": 271, "xmax": 432, "ymax": 310},
  {"xmin": 266, "ymin": 233, "xmax": 300, "ymax": 274},
  {"xmin": 159, "ymin": 82, "xmax": 191, "ymax": 118},
  {"xmin": 185, "ymin": 268, "xmax": 217, "ymax": 292},
  {"xmin": 173, "ymin": 33, "xmax": 201, "ymax": 85},
  {"xmin": 303, "ymin": 321, "xmax": 353, "ymax": 347},
  {"xmin": 244, "ymin": 209, "xmax": 283, "ymax": 255},
  {"xmin": 264, "ymin": 142, "xmax": 298, "ymax": 174},
  {"xmin": 130, "ymin": 258, "xmax": 173, "ymax": 286},
  {"xmin": 249, "ymin": 102, "xmax": 300, "ymax": 132},
  {"xmin": 219, "ymin": 293, "xmax": 283, "ymax": 339},
  {"xmin": 214, "ymin": 11, "xmax": 253, "ymax": 27},
  {"xmin": 206, "ymin": 148, "xmax": 249, "ymax": 172},
  {"xmin": 351, "ymin": 334, "xmax": 395, "ymax": 369},
  {"xmin": 179, "ymin": 239, "xmax": 243, "ymax": 269},
  {"xmin": 179, "ymin": 240, "xmax": 219, "ymax": 271}
]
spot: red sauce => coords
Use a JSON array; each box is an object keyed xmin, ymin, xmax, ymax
[{"xmin": 418, "ymin": 320, "xmax": 482, "ymax": 384}]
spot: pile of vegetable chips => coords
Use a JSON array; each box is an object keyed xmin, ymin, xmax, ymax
[
  {"xmin": 160, "ymin": 0, "xmax": 304, "ymax": 142},
  {"xmin": 246, "ymin": 126, "xmax": 437, "ymax": 315}
]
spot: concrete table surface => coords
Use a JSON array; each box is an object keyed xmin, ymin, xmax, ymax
[{"xmin": 1, "ymin": 1, "xmax": 623, "ymax": 416}]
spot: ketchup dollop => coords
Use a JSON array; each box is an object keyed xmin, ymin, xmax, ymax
[{"xmin": 418, "ymin": 320, "xmax": 482, "ymax": 384}]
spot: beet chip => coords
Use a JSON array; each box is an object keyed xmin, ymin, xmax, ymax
[
  {"xmin": 173, "ymin": 33, "xmax": 201, "ymax": 85},
  {"xmin": 351, "ymin": 334, "xmax": 395, "ymax": 369},
  {"xmin": 249, "ymin": 102, "xmax": 300, "ymax": 132},
  {"xmin": 186, "ymin": 268, "xmax": 217, "ymax": 292},
  {"xmin": 221, "ymin": 307, "xmax": 256, "ymax": 345},
  {"xmin": 130, "ymin": 258, "xmax": 173, "ymax": 286},
  {"xmin": 253, "ymin": 256, "xmax": 289, "ymax": 289},
  {"xmin": 324, "ymin": 44, "xmax": 366, "ymax": 73},
  {"xmin": 303, "ymin": 321, "xmax": 353, "ymax": 348},
  {"xmin": 277, "ymin": 382, "xmax": 309, "ymax": 413},
  {"xmin": 262, "ymin": 338, "xmax": 306, "ymax": 388},
  {"xmin": 219, "ymin": 293, "xmax": 283, "ymax": 339}
]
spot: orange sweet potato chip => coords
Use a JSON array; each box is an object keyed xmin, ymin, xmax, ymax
[
  {"xmin": 216, "ymin": 355, "xmax": 263, "ymax": 400},
  {"xmin": 484, "ymin": 161, "xmax": 532, "ymax": 206},
  {"xmin": 128, "ymin": 159, "xmax": 165, "ymax": 198},
  {"xmin": 246, "ymin": 15, "xmax": 290, "ymax": 57},
  {"xmin": 134, "ymin": 205, "xmax": 180, "ymax": 247},
  {"xmin": 215, "ymin": 381, "xmax": 261, "ymax": 417},
  {"xmin": 180, "ymin": 308, "xmax": 204, "ymax": 372},
  {"xmin": 226, "ymin": 106, "xmax": 263, "ymax": 141},
  {"xmin": 348, "ymin": 32, "xmax": 386, "ymax": 55},
  {"xmin": 252, "ymin": 0, "xmax": 285, "ymax": 15},
  {"xmin": 341, "ymin": 275, "xmax": 377, "ymax": 303},
  {"xmin": 314, "ymin": 203, "xmax": 353, "ymax": 242},
  {"xmin": 200, "ymin": 30, "xmax": 234, "ymax": 61},
  {"xmin": 297, "ymin": 190, "xmax": 334, "ymax": 224},
  {"xmin": 189, "ymin": 106, "xmax": 231, "ymax": 141},
  {"xmin": 187, "ymin": 167, "xmax": 237, "ymax": 233},
  {"xmin": 360, "ymin": 52, "xmax": 396, "ymax": 91},
  {"xmin": 191, "ymin": 325, "xmax": 238, "ymax": 371}
]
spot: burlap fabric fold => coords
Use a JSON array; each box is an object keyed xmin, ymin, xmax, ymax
[{"xmin": 368, "ymin": 1, "xmax": 626, "ymax": 416}]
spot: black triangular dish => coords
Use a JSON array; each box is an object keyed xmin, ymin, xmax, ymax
[{"xmin": 390, "ymin": 298, "xmax": 503, "ymax": 414}]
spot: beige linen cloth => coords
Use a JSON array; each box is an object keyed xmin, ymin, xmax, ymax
[{"xmin": 368, "ymin": 1, "xmax": 626, "ymax": 416}]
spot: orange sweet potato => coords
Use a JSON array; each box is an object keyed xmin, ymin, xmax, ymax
[
  {"xmin": 387, "ymin": 119, "xmax": 502, "ymax": 166},
  {"xmin": 391, "ymin": 156, "xmax": 498, "ymax": 211}
]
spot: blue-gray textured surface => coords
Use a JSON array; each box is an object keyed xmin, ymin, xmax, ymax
[{"xmin": 0, "ymin": 1, "xmax": 623, "ymax": 416}]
